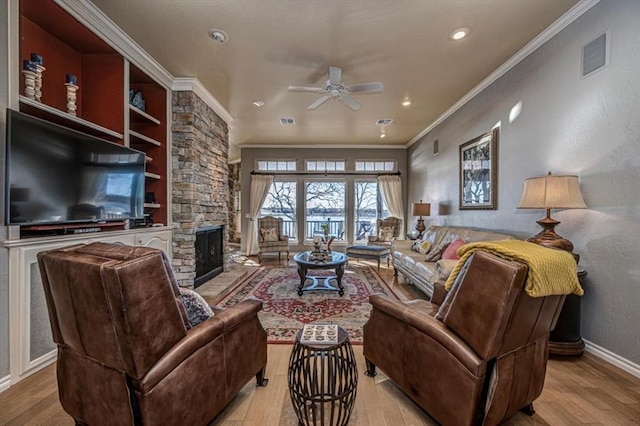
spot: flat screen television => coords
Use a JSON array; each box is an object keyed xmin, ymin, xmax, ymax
[{"xmin": 5, "ymin": 109, "xmax": 146, "ymax": 226}]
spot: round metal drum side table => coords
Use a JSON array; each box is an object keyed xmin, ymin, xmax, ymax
[{"xmin": 287, "ymin": 326, "xmax": 358, "ymax": 426}]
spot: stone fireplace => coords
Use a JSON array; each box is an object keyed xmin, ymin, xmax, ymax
[{"xmin": 171, "ymin": 90, "xmax": 229, "ymax": 288}]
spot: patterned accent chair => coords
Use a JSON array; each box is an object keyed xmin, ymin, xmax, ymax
[
  {"xmin": 37, "ymin": 242, "xmax": 268, "ymax": 425},
  {"xmin": 257, "ymin": 215, "xmax": 290, "ymax": 263},
  {"xmin": 367, "ymin": 216, "xmax": 402, "ymax": 248}
]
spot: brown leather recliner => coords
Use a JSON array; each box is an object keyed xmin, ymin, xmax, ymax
[
  {"xmin": 363, "ymin": 251, "xmax": 565, "ymax": 425},
  {"xmin": 37, "ymin": 242, "xmax": 268, "ymax": 426}
]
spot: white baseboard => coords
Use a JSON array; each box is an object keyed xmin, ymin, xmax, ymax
[
  {"xmin": 584, "ymin": 339, "xmax": 640, "ymax": 378},
  {"xmin": 0, "ymin": 374, "xmax": 11, "ymax": 393}
]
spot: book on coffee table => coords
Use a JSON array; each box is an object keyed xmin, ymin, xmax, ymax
[{"xmin": 300, "ymin": 324, "xmax": 338, "ymax": 344}]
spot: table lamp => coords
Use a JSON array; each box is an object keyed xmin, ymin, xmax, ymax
[
  {"xmin": 411, "ymin": 200, "xmax": 431, "ymax": 239},
  {"xmin": 517, "ymin": 172, "xmax": 587, "ymax": 253}
]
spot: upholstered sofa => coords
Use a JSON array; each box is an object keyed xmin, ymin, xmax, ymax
[{"xmin": 392, "ymin": 225, "xmax": 514, "ymax": 298}]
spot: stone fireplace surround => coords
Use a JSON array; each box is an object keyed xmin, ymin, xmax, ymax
[{"xmin": 171, "ymin": 91, "xmax": 230, "ymax": 288}]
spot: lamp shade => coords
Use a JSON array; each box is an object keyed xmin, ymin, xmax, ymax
[
  {"xmin": 412, "ymin": 202, "xmax": 431, "ymax": 216},
  {"xmin": 517, "ymin": 174, "xmax": 586, "ymax": 209}
]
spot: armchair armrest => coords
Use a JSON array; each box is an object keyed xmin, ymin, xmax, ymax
[
  {"xmin": 280, "ymin": 235, "xmax": 289, "ymax": 242},
  {"xmin": 367, "ymin": 235, "xmax": 378, "ymax": 243},
  {"xmin": 140, "ymin": 298, "xmax": 263, "ymax": 391},
  {"xmin": 430, "ymin": 281, "xmax": 448, "ymax": 305},
  {"xmin": 368, "ymin": 294, "xmax": 483, "ymax": 376}
]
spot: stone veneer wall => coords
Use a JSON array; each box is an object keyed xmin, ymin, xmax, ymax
[
  {"xmin": 228, "ymin": 163, "xmax": 241, "ymax": 243},
  {"xmin": 171, "ymin": 91, "xmax": 229, "ymax": 287}
]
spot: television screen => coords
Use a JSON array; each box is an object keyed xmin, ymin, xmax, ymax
[{"xmin": 5, "ymin": 109, "xmax": 146, "ymax": 226}]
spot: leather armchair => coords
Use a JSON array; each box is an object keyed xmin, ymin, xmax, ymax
[
  {"xmin": 363, "ymin": 251, "xmax": 565, "ymax": 425},
  {"xmin": 37, "ymin": 242, "xmax": 268, "ymax": 426},
  {"xmin": 257, "ymin": 215, "xmax": 290, "ymax": 263}
]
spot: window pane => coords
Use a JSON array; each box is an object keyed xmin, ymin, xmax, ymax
[
  {"xmin": 336, "ymin": 161, "xmax": 345, "ymax": 171},
  {"xmin": 257, "ymin": 161, "xmax": 267, "ymax": 170},
  {"xmin": 355, "ymin": 161, "xmax": 364, "ymax": 171},
  {"xmin": 354, "ymin": 181, "xmax": 378, "ymax": 241},
  {"xmin": 305, "ymin": 181, "xmax": 346, "ymax": 240},
  {"xmin": 260, "ymin": 181, "xmax": 297, "ymax": 239}
]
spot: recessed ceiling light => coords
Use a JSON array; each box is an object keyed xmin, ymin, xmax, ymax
[
  {"xmin": 252, "ymin": 100, "xmax": 265, "ymax": 107},
  {"xmin": 208, "ymin": 29, "xmax": 228, "ymax": 43},
  {"xmin": 402, "ymin": 99, "xmax": 412, "ymax": 107},
  {"xmin": 380, "ymin": 133, "xmax": 386, "ymax": 138},
  {"xmin": 450, "ymin": 28, "xmax": 470, "ymax": 41}
]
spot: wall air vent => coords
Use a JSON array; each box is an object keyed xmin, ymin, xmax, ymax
[
  {"xmin": 376, "ymin": 119, "xmax": 393, "ymax": 126},
  {"xmin": 582, "ymin": 32, "xmax": 608, "ymax": 77},
  {"xmin": 279, "ymin": 118, "xmax": 295, "ymax": 125}
]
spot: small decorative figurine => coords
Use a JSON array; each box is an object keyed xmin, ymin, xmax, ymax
[
  {"xmin": 30, "ymin": 53, "xmax": 45, "ymax": 102},
  {"xmin": 130, "ymin": 89, "xmax": 146, "ymax": 111},
  {"xmin": 22, "ymin": 60, "xmax": 37, "ymax": 100},
  {"xmin": 65, "ymin": 74, "xmax": 78, "ymax": 115}
]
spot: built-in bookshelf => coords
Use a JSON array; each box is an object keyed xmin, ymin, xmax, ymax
[{"xmin": 18, "ymin": 0, "xmax": 169, "ymax": 226}]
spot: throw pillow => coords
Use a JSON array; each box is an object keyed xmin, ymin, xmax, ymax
[
  {"xmin": 411, "ymin": 240, "xmax": 431, "ymax": 254},
  {"xmin": 425, "ymin": 241, "xmax": 451, "ymax": 262},
  {"xmin": 442, "ymin": 238, "xmax": 466, "ymax": 260},
  {"xmin": 378, "ymin": 226, "xmax": 395, "ymax": 242},
  {"xmin": 260, "ymin": 227, "xmax": 279, "ymax": 242},
  {"xmin": 178, "ymin": 287, "xmax": 214, "ymax": 326}
]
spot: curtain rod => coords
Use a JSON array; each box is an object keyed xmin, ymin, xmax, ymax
[{"xmin": 250, "ymin": 171, "xmax": 401, "ymax": 177}]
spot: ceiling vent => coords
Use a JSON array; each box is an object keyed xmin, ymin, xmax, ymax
[
  {"xmin": 376, "ymin": 119, "xmax": 393, "ymax": 126},
  {"xmin": 279, "ymin": 118, "xmax": 295, "ymax": 125},
  {"xmin": 582, "ymin": 32, "xmax": 608, "ymax": 77}
]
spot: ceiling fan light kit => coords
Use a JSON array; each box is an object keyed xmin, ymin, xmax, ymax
[{"xmin": 288, "ymin": 66, "xmax": 383, "ymax": 111}]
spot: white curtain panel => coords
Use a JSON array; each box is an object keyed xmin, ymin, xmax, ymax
[
  {"xmin": 246, "ymin": 174, "xmax": 274, "ymax": 256},
  {"xmin": 378, "ymin": 175, "xmax": 405, "ymax": 239}
]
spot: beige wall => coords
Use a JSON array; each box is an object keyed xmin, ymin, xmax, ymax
[{"xmin": 407, "ymin": 1, "xmax": 639, "ymax": 363}]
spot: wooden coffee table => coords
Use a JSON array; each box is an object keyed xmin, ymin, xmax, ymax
[{"xmin": 293, "ymin": 251, "xmax": 348, "ymax": 296}]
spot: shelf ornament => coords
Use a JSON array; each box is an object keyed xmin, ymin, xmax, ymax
[
  {"xmin": 65, "ymin": 74, "xmax": 78, "ymax": 116},
  {"xmin": 30, "ymin": 53, "xmax": 45, "ymax": 102}
]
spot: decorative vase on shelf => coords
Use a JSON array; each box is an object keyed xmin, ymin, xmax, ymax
[
  {"xmin": 22, "ymin": 60, "xmax": 37, "ymax": 100},
  {"xmin": 30, "ymin": 53, "xmax": 45, "ymax": 102},
  {"xmin": 65, "ymin": 74, "xmax": 78, "ymax": 116}
]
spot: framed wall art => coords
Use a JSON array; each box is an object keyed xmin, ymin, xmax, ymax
[{"xmin": 459, "ymin": 128, "xmax": 498, "ymax": 210}]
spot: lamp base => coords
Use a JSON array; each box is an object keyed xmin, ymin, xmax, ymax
[
  {"xmin": 415, "ymin": 218, "xmax": 426, "ymax": 239},
  {"xmin": 527, "ymin": 216, "xmax": 574, "ymax": 252}
]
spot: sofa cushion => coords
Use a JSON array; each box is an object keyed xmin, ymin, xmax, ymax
[
  {"xmin": 260, "ymin": 227, "xmax": 279, "ymax": 242},
  {"xmin": 412, "ymin": 240, "xmax": 431, "ymax": 254},
  {"xmin": 378, "ymin": 226, "xmax": 395, "ymax": 242},
  {"xmin": 425, "ymin": 241, "xmax": 451, "ymax": 262},
  {"xmin": 442, "ymin": 238, "xmax": 466, "ymax": 260},
  {"xmin": 178, "ymin": 287, "xmax": 214, "ymax": 326}
]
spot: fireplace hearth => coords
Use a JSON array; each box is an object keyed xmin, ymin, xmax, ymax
[{"xmin": 194, "ymin": 225, "xmax": 224, "ymax": 288}]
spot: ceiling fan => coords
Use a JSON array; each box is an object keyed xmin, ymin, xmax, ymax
[{"xmin": 288, "ymin": 66, "xmax": 383, "ymax": 111}]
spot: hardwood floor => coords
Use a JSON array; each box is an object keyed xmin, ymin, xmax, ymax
[{"xmin": 1, "ymin": 256, "xmax": 638, "ymax": 425}]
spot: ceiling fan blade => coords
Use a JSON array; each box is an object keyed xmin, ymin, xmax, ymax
[
  {"xmin": 338, "ymin": 94, "xmax": 361, "ymax": 111},
  {"xmin": 308, "ymin": 95, "xmax": 331, "ymax": 110},
  {"xmin": 329, "ymin": 66, "xmax": 342, "ymax": 86},
  {"xmin": 344, "ymin": 82, "xmax": 383, "ymax": 93},
  {"xmin": 288, "ymin": 86, "xmax": 324, "ymax": 93}
]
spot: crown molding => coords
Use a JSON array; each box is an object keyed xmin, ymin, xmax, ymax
[
  {"xmin": 55, "ymin": 0, "xmax": 174, "ymax": 89},
  {"xmin": 172, "ymin": 78, "xmax": 234, "ymax": 125},
  {"xmin": 407, "ymin": 0, "xmax": 600, "ymax": 147}
]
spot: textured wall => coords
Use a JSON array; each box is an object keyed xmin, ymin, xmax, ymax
[
  {"xmin": 407, "ymin": 1, "xmax": 639, "ymax": 363},
  {"xmin": 171, "ymin": 91, "xmax": 230, "ymax": 287}
]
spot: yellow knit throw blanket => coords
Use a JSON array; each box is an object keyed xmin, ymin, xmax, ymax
[{"xmin": 444, "ymin": 240, "xmax": 583, "ymax": 297}]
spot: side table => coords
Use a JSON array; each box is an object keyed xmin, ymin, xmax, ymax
[
  {"xmin": 549, "ymin": 269, "xmax": 587, "ymax": 356},
  {"xmin": 288, "ymin": 326, "xmax": 358, "ymax": 426}
]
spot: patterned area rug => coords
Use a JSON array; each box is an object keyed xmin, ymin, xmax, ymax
[{"xmin": 213, "ymin": 264, "xmax": 400, "ymax": 344}]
